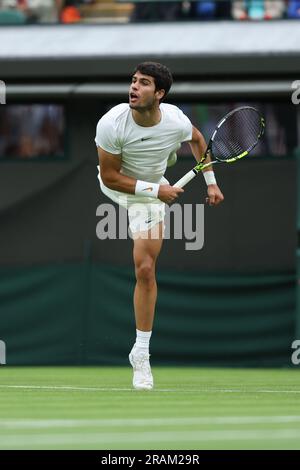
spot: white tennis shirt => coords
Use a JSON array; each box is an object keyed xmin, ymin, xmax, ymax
[{"xmin": 95, "ymin": 103, "xmax": 193, "ymax": 184}]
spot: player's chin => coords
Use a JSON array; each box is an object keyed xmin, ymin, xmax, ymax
[{"xmin": 129, "ymin": 101, "xmax": 143, "ymax": 110}]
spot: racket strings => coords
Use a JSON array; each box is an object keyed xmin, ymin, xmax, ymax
[{"xmin": 212, "ymin": 108, "xmax": 263, "ymax": 161}]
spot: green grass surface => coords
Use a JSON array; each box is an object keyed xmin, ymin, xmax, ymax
[{"xmin": 0, "ymin": 367, "xmax": 300, "ymax": 450}]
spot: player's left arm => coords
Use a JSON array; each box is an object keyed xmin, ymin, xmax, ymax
[{"xmin": 188, "ymin": 126, "xmax": 224, "ymax": 206}]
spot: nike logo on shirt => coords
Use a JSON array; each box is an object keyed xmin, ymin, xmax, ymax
[{"xmin": 141, "ymin": 137, "xmax": 151, "ymax": 141}]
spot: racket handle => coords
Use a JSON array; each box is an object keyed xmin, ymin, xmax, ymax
[{"xmin": 173, "ymin": 169, "xmax": 197, "ymax": 189}]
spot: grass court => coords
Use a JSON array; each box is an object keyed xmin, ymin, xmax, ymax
[{"xmin": 0, "ymin": 367, "xmax": 300, "ymax": 450}]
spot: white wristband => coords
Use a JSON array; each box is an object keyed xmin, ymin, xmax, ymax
[
  {"xmin": 203, "ymin": 171, "xmax": 217, "ymax": 186},
  {"xmin": 135, "ymin": 180, "xmax": 159, "ymax": 198}
]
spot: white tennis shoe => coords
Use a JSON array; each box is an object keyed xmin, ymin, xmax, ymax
[{"xmin": 129, "ymin": 346, "xmax": 153, "ymax": 391}]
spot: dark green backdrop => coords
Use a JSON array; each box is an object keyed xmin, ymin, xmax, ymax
[{"xmin": 0, "ymin": 263, "xmax": 295, "ymax": 366}]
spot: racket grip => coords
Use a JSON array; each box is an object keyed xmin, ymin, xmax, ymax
[{"xmin": 173, "ymin": 170, "xmax": 197, "ymax": 188}]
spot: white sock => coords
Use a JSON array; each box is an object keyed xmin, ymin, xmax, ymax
[{"xmin": 135, "ymin": 329, "xmax": 152, "ymax": 352}]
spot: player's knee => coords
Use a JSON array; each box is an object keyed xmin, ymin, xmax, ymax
[{"xmin": 135, "ymin": 258, "xmax": 155, "ymax": 284}]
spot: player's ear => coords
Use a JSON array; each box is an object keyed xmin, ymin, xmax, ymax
[{"xmin": 156, "ymin": 89, "xmax": 165, "ymax": 101}]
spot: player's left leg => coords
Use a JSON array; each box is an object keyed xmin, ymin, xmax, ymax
[
  {"xmin": 133, "ymin": 221, "xmax": 163, "ymax": 331},
  {"xmin": 129, "ymin": 221, "xmax": 164, "ymax": 390}
]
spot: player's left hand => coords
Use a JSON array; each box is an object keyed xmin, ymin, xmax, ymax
[{"xmin": 205, "ymin": 184, "xmax": 224, "ymax": 206}]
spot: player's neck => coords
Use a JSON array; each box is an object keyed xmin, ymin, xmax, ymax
[{"xmin": 131, "ymin": 107, "xmax": 161, "ymax": 127}]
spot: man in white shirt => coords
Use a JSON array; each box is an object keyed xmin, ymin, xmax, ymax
[{"xmin": 95, "ymin": 62, "xmax": 224, "ymax": 390}]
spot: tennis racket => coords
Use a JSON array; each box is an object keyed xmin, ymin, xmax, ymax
[{"xmin": 173, "ymin": 106, "xmax": 265, "ymax": 188}]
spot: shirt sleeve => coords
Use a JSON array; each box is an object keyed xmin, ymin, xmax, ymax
[
  {"xmin": 178, "ymin": 108, "xmax": 193, "ymax": 142},
  {"xmin": 95, "ymin": 115, "xmax": 121, "ymax": 155}
]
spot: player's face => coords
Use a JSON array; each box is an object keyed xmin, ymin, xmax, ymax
[{"xmin": 129, "ymin": 71, "xmax": 163, "ymax": 110}]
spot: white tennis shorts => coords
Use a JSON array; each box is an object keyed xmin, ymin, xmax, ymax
[{"xmin": 97, "ymin": 166, "xmax": 167, "ymax": 234}]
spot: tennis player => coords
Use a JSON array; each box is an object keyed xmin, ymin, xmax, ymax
[{"xmin": 95, "ymin": 62, "xmax": 224, "ymax": 390}]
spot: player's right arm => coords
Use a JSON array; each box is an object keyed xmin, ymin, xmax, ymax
[
  {"xmin": 98, "ymin": 146, "xmax": 136, "ymax": 194},
  {"xmin": 98, "ymin": 147, "xmax": 183, "ymax": 204}
]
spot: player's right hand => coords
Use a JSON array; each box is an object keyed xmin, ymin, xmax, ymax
[{"xmin": 158, "ymin": 185, "xmax": 184, "ymax": 204}]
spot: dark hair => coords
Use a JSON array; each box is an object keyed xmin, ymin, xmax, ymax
[{"xmin": 132, "ymin": 62, "xmax": 173, "ymax": 102}]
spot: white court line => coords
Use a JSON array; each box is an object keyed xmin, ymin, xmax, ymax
[
  {"xmin": 1, "ymin": 429, "xmax": 300, "ymax": 447},
  {"xmin": 0, "ymin": 385, "xmax": 300, "ymax": 393},
  {"xmin": 1, "ymin": 416, "xmax": 300, "ymax": 429},
  {"xmin": 0, "ymin": 385, "xmax": 133, "ymax": 392}
]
